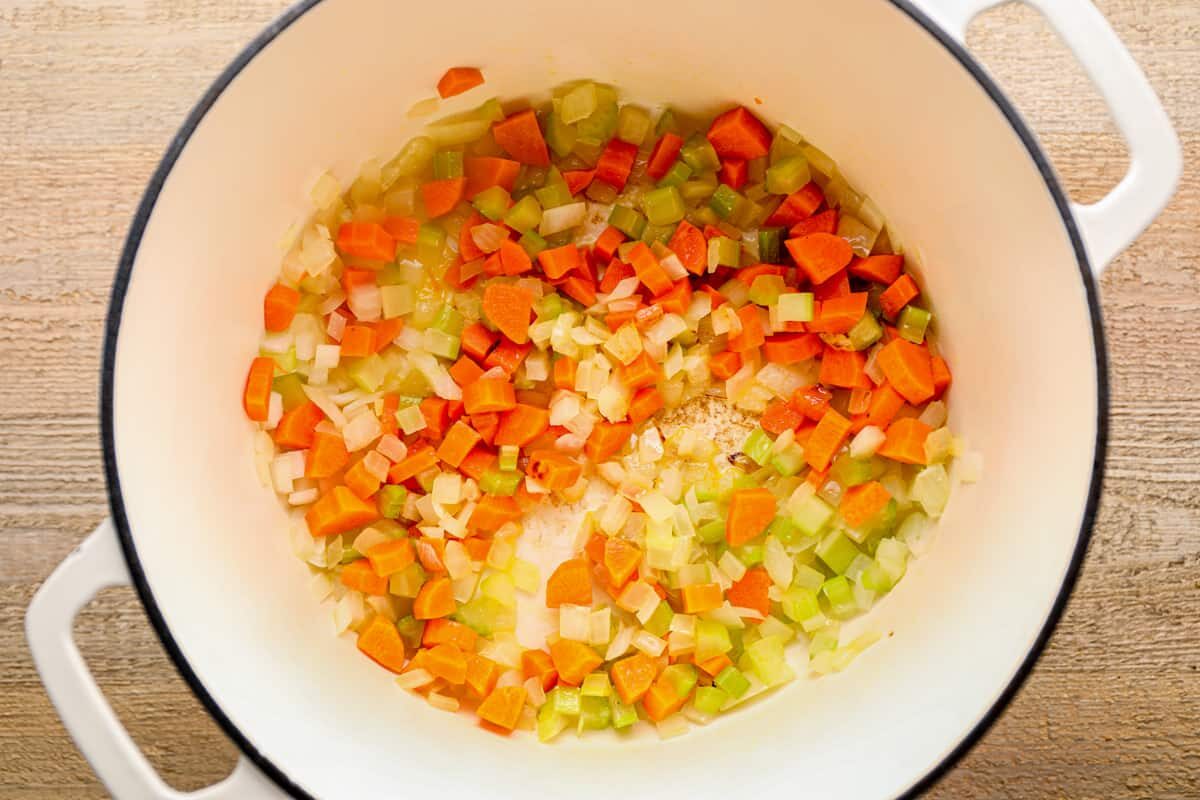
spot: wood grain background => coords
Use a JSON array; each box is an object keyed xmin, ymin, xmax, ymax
[{"xmin": 1, "ymin": 1, "xmax": 1196, "ymax": 797}]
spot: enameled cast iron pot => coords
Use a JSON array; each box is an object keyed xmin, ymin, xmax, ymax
[{"xmin": 26, "ymin": 0, "xmax": 1180, "ymax": 797}]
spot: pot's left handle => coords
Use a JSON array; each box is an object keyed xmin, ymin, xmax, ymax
[{"xmin": 26, "ymin": 520, "xmax": 282, "ymax": 799}]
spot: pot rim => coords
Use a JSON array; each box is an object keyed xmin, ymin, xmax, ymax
[{"xmin": 99, "ymin": 1, "xmax": 1108, "ymax": 797}]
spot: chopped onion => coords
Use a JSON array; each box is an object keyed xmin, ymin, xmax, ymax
[
  {"xmin": 559, "ymin": 604, "xmax": 591, "ymax": 641},
  {"xmin": 655, "ymin": 714, "xmax": 689, "ymax": 739},
  {"xmin": 524, "ymin": 677, "xmax": 547, "ymax": 708},
  {"xmin": 395, "ymin": 669, "xmax": 434, "ymax": 691},
  {"xmin": 632, "ymin": 630, "xmax": 666, "ymax": 657},
  {"xmin": 348, "ymin": 284, "xmax": 382, "ymax": 322},
  {"xmin": 588, "ymin": 608, "xmax": 612, "ymax": 645},
  {"xmin": 342, "ymin": 410, "xmax": 382, "ymax": 452},
  {"xmin": 660, "ymin": 252, "xmax": 688, "ymax": 280},
  {"xmin": 849, "ymin": 425, "xmax": 886, "ymax": 459},
  {"xmin": 539, "ymin": 202, "xmax": 587, "ymax": 236},
  {"xmin": 376, "ymin": 434, "xmax": 407, "ymax": 462},
  {"xmin": 919, "ymin": 400, "xmax": 948, "ymax": 429},
  {"xmin": 471, "ymin": 223, "xmax": 510, "ymax": 253},
  {"xmin": 271, "ymin": 451, "xmax": 306, "ymax": 494},
  {"xmin": 718, "ymin": 550, "xmax": 747, "ymax": 582},
  {"xmin": 605, "ymin": 625, "xmax": 634, "ymax": 660}
]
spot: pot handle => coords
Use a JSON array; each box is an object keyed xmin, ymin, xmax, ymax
[
  {"xmin": 25, "ymin": 520, "xmax": 282, "ymax": 799},
  {"xmin": 917, "ymin": 0, "xmax": 1181, "ymax": 271}
]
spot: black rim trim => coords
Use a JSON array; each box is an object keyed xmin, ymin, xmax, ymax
[{"xmin": 99, "ymin": 1, "xmax": 1107, "ymax": 797}]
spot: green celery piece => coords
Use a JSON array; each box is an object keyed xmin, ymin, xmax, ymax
[
  {"xmin": 769, "ymin": 126, "xmax": 806, "ymax": 164},
  {"xmin": 616, "ymin": 105, "xmax": 652, "ymax": 146},
  {"xmin": 793, "ymin": 563, "xmax": 826, "ymax": 591},
  {"xmin": 656, "ymin": 160, "xmax": 692, "ymax": 189},
  {"xmin": 431, "ymin": 305, "xmax": 465, "ymax": 336},
  {"xmin": 765, "ymin": 155, "xmax": 811, "ymax": 195},
  {"xmin": 377, "ymin": 485, "xmax": 408, "ymax": 519},
  {"xmin": 608, "ymin": 205, "xmax": 647, "ymax": 239},
  {"xmin": 416, "ymin": 224, "xmax": 445, "ymax": 269},
  {"xmin": 748, "ymin": 275, "xmax": 787, "ymax": 306},
  {"xmin": 695, "ymin": 619, "xmax": 733, "ymax": 661},
  {"xmin": 809, "ymin": 629, "xmax": 838, "ymax": 658},
  {"xmin": 577, "ymin": 695, "xmax": 612, "ymax": 732},
  {"xmin": 714, "ymin": 665, "xmax": 751, "ymax": 699},
  {"xmin": 757, "ymin": 228, "xmax": 783, "ymax": 264},
  {"xmin": 822, "ymin": 575, "xmax": 858, "ymax": 617},
  {"xmin": 503, "ymin": 194, "xmax": 542, "ymax": 234},
  {"xmin": 581, "ymin": 673, "xmax": 611, "ymax": 697},
  {"xmin": 681, "ymin": 179, "xmax": 718, "ymax": 206},
  {"xmin": 791, "ymin": 493, "xmax": 834, "ymax": 536},
  {"xmin": 537, "ymin": 704, "xmax": 569, "ymax": 742},
  {"xmin": 695, "ymin": 479, "xmax": 719, "ymax": 503},
  {"xmin": 693, "ymin": 686, "xmax": 728, "ymax": 715},
  {"xmin": 707, "ymin": 236, "xmax": 740, "ymax": 269},
  {"xmin": 830, "ymin": 454, "xmax": 880, "ymax": 488},
  {"xmin": 641, "ymin": 223, "xmax": 676, "ymax": 246},
  {"xmin": 898, "ymin": 305, "xmax": 932, "ymax": 344},
  {"xmin": 680, "ymin": 133, "xmax": 720, "ymax": 172},
  {"xmin": 745, "ymin": 635, "xmax": 795, "ymax": 686},
  {"xmin": 423, "ymin": 329, "xmax": 460, "ymax": 360},
  {"xmin": 661, "ymin": 663, "xmax": 698, "ymax": 698},
  {"xmin": 535, "ymin": 293, "xmax": 566, "ymax": 320},
  {"xmin": 709, "ymin": 184, "xmax": 742, "ymax": 219},
  {"xmin": 347, "ymin": 353, "xmax": 387, "ymax": 392},
  {"xmin": 610, "ymin": 694, "xmax": 639, "ymax": 728},
  {"xmin": 816, "ymin": 530, "xmax": 862, "ymax": 575},
  {"xmin": 560, "ymin": 82, "xmax": 599, "ymax": 124},
  {"xmin": 777, "ymin": 292, "xmax": 814, "ymax": 322},
  {"xmin": 769, "ymin": 446, "xmax": 806, "ymax": 477},
  {"xmin": 641, "ymin": 185, "xmax": 686, "ymax": 226},
  {"xmin": 735, "ymin": 543, "xmax": 765, "ymax": 566},
  {"xmin": 544, "ymin": 111, "xmax": 577, "ymax": 159},
  {"xmin": 394, "ymin": 616, "xmax": 425, "ymax": 650},
  {"xmin": 432, "ymin": 150, "xmax": 464, "ymax": 180},
  {"xmin": 264, "ymin": 346, "xmax": 297, "ymax": 373},
  {"xmin": 643, "ymin": 601, "xmax": 674, "ymax": 638},
  {"xmin": 535, "ymin": 181, "xmax": 573, "ymax": 209},
  {"xmin": 654, "ymin": 108, "xmax": 677, "ymax": 136},
  {"xmin": 780, "ymin": 586, "xmax": 821, "ymax": 623},
  {"xmin": 519, "ymin": 230, "xmax": 548, "ymax": 258},
  {"xmin": 860, "ymin": 560, "xmax": 895, "ymax": 592},
  {"xmin": 742, "ymin": 427, "xmax": 774, "ymax": 466},
  {"xmin": 472, "ymin": 185, "xmax": 511, "ymax": 221},
  {"xmin": 480, "ymin": 469, "xmax": 522, "ymax": 496},
  {"xmin": 575, "ymin": 88, "xmax": 618, "ymax": 144},
  {"xmin": 339, "ymin": 548, "xmax": 361, "ymax": 565},
  {"xmin": 453, "ymin": 595, "xmax": 515, "ymax": 636},
  {"xmin": 697, "ymin": 519, "xmax": 726, "ymax": 544},
  {"xmin": 296, "ymin": 293, "xmax": 321, "ymax": 314},
  {"xmin": 730, "ymin": 472, "xmax": 759, "ymax": 492},
  {"xmin": 271, "ymin": 373, "xmax": 307, "ymax": 411},
  {"xmin": 377, "ymin": 264, "xmax": 407, "ymax": 286},
  {"xmin": 550, "ymin": 686, "xmax": 582, "ymax": 716},
  {"xmin": 498, "ymin": 445, "xmax": 519, "ymax": 472},
  {"xmin": 848, "ymin": 312, "xmax": 884, "ymax": 350}
]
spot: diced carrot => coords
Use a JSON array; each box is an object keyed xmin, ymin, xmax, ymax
[
  {"xmin": 765, "ymin": 182, "xmax": 824, "ymax": 227},
  {"xmin": 382, "ymin": 215, "xmax": 420, "ymax": 245},
  {"xmin": 462, "ymin": 377, "xmax": 517, "ymax": 414},
  {"xmin": 560, "ymin": 275, "xmax": 597, "ymax": 307},
  {"xmin": 341, "ymin": 558, "xmax": 388, "ymax": 595},
  {"xmin": 628, "ymin": 386, "xmax": 664, "ymax": 425},
  {"xmin": 378, "ymin": 394, "xmax": 399, "ymax": 437},
  {"xmin": 477, "ymin": 685, "xmax": 526, "ymax": 732},
  {"xmin": 421, "ymin": 177, "xmax": 466, "ymax": 219},
  {"xmin": 642, "ymin": 679, "xmax": 686, "ymax": 722},
  {"xmin": 696, "ymin": 653, "xmax": 733, "ymax": 678},
  {"xmin": 880, "ymin": 274, "xmax": 920, "ymax": 319},
  {"xmin": 805, "ymin": 408, "xmax": 853, "ymax": 471},
  {"xmin": 706, "ymin": 106, "xmax": 771, "ymax": 160},
  {"xmin": 264, "ymin": 283, "xmax": 300, "ymax": 332},
  {"xmin": 627, "ymin": 242, "xmax": 673, "ymax": 296},
  {"xmin": 465, "ymin": 654, "xmax": 501, "ymax": 698},
  {"xmin": 344, "ymin": 457, "xmax": 382, "ymax": 500},
  {"xmin": 786, "ymin": 232, "xmax": 854, "ymax": 285},
  {"xmin": 877, "ymin": 338, "xmax": 935, "ymax": 404},
  {"xmin": 545, "ymin": 558, "xmax": 592, "ymax": 608},
  {"xmin": 585, "ymin": 421, "xmax": 633, "ymax": 462},
  {"xmin": 437, "ymin": 420, "xmax": 483, "ymax": 468},
  {"xmin": 425, "ymin": 642, "xmax": 468, "ymax": 684},
  {"xmin": 789, "ymin": 208, "xmax": 838, "ymax": 238},
  {"xmin": 494, "ymin": 404, "xmax": 550, "ymax": 447},
  {"xmin": 646, "ymin": 133, "xmax": 684, "ymax": 180},
  {"xmin": 681, "ymin": 582, "xmax": 724, "ymax": 614},
  {"xmin": 791, "ymin": 385, "xmax": 833, "ymax": 422},
  {"xmin": 387, "ymin": 444, "xmax": 439, "ymax": 483},
  {"xmin": 807, "ymin": 293, "xmax": 868, "ymax": 334},
  {"xmin": 877, "ymin": 417, "xmax": 932, "ymax": 465},
  {"xmin": 457, "ymin": 210, "xmax": 487, "ymax": 262},
  {"xmin": 306, "ymin": 435, "xmax": 350, "ymax": 485},
  {"xmin": 413, "ymin": 576, "xmax": 456, "ymax": 619},
  {"xmin": 602, "ymin": 538, "xmax": 642, "ymax": 588},
  {"xmin": 762, "ymin": 333, "xmax": 822, "ymax": 364},
  {"xmin": 610, "ymin": 652, "xmax": 658, "ymax": 704},
  {"xmin": 761, "ymin": 399, "xmax": 806, "ymax": 435},
  {"xmin": 367, "ymin": 538, "xmax": 416, "ymax": 577},
  {"xmin": 549, "ymin": 639, "xmax": 604, "ymax": 686},
  {"xmin": 593, "ymin": 226, "xmax": 626, "ymax": 264},
  {"xmin": 813, "ymin": 270, "xmax": 851, "ymax": 302},
  {"xmin": 417, "ymin": 397, "xmax": 448, "ymax": 441},
  {"xmin": 734, "ymin": 263, "xmax": 787, "ymax": 286},
  {"xmin": 553, "ymin": 356, "xmax": 577, "ymax": 390},
  {"xmin": 595, "ymin": 138, "xmax": 638, "ymax": 191},
  {"xmin": 652, "ymin": 279, "xmax": 692, "ymax": 315},
  {"xmin": 459, "ymin": 446, "xmax": 497, "ymax": 482},
  {"xmin": 526, "ymin": 450, "xmax": 582, "ymax": 491},
  {"xmin": 726, "ymin": 566, "xmax": 770, "ymax": 617},
  {"xmin": 708, "ymin": 350, "xmax": 743, "ymax": 380},
  {"xmin": 931, "ymin": 355, "xmax": 953, "ymax": 398},
  {"xmin": 619, "ymin": 351, "xmax": 662, "ymax": 391},
  {"xmin": 337, "ymin": 221, "xmax": 396, "ymax": 261},
  {"xmin": 850, "ymin": 254, "xmax": 904, "ymax": 285},
  {"xmin": 819, "ymin": 346, "xmax": 869, "ymax": 389},
  {"xmin": 464, "ymin": 157, "xmax": 520, "ymax": 199},
  {"xmin": 436, "ymin": 66, "xmax": 484, "ymax": 98},
  {"xmin": 840, "ymin": 481, "xmax": 892, "ymax": 527},
  {"xmin": 563, "ymin": 169, "xmax": 596, "ymax": 195},
  {"xmin": 867, "ymin": 382, "xmax": 906, "ymax": 428},
  {"xmin": 468, "ymin": 494, "xmax": 522, "ymax": 532},
  {"xmin": 538, "ymin": 243, "xmax": 583, "ymax": 280},
  {"xmin": 340, "ymin": 324, "xmax": 375, "ymax": 358},
  {"xmin": 481, "ymin": 251, "xmax": 504, "ymax": 277},
  {"xmin": 415, "ymin": 537, "xmax": 447, "ymax": 574},
  {"xmin": 273, "ymin": 401, "xmax": 324, "ymax": 449},
  {"xmin": 727, "ymin": 488, "xmax": 776, "ymax": 546},
  {"xmin": 727, "ymin": 305, "xmax": 766, "ymax": 352},
  {"xmin": 667, "ymin": 219, "xmax": 707, "ymax": 275},
  {"xmin": 492, "ymin": 109, "xmax": 550, "ymax": 166},
  {"xmin": 448, "ymin": 355, "xmax": 485, "ymax": 388},
  {"xmin": 461, "ymin": 322, "xmax": 499, "ymax": 361},
  {"xmin": 522, "ymin": 649, "xmax": 558, "ymax": 692},
  {"xmin": 306, "ymin": 486, "xmax": 378, "ymax": 537},
  {"xmin": 604, "ymin": 309, "xmax": 638, "ymax": 331},
  {"xmin": 372, "ymin": 318, "xmax": 404, "ymax": 354},
  {"xmin": 243, "ymin": 357, "xmax": 275, "ymax": 422},
  {"xmin": 719, "ymin": 158, "xmax": 748, "ymax": 190},
  {"xmin": 498, "ymin": 238, "xmax": 533, "ymax": 276},
  {"xmin": 356, "ymin": 614, "xmax": 407, "ymax": 672}
]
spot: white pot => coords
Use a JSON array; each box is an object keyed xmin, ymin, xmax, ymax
[{"xmin": 27, "ymin": 0, "xmax": 1180, "ymax": 798}]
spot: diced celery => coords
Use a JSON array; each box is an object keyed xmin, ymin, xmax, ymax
[
  {"xmin": 681, "ymin": 180, "xmax": 718, "ymax": 206},
  {"xmin": 608, "ymin": 205, "xmax": 647, "ymax": 239},
  {"xmin": 793, "ymin": 564, "xmax": 825, "ymax": 591},
  {"xmin": 347, "ymin": 354, "xmax": 388, "ymax": 392},
  {"xmin": 264, "ymin": 346, "xmax": 297, "ymax": 373},
  {"xmin": 377, "ymin": 485, "xmax": 407, "ymax": 519},
  {"xmin": 709, "ymin": 184, "xmax": 742, "ymax": 219},
  {"xmin": 757, "ymin": 228, "xmax": 783, "ymax": 264},
  {"xmin": 644, "ymin": 601, "xmax": 674, "ymax": 638},
  {"xmin": 707, "ymin": 236, "xmax": 740, "ymax": 269},
  {"xmin": 767, "ymin": 515, "xmax": 799, "ymax": 546},
  {"xmin": 454, "ymin": 595, "xmax": 515, "ymax": 635},
  {"xmin": 860, "ymin": 560, "xmax": 895, "ymax": 593},
  {"xmin": 432, "ymin": 305, "xmax": 464, "ymax": 336},
  {"xmin": 790, "ymin": 493, "xmax": 834, "ymax": 536},
  {"xmin": 472, "ymin": 185, "xmax": 511, "ymax": 221},
  {"xmin": 381, "ymin": 284, "xmax": 416, "ymax": 319},
  {"xmin": 432, "ymin": 150, "xmax": 464, "ymax": 180},
  {"xmin": 551, "ymin": 685, "xmax": 581, "ymax": 716},
  {"xmin": 504, "ymin": 195, "xmax": 543, "ymax": 234},
  {"xmin": 714, "ymin": 665, "xmax": 751, "ymax": 699},
  {"xmin": 765, "ymin": 155, "xmax": 812, "ymax": 195},
  {"xmin": 544, "ymin": 111, "xmax": 577, "ymax": 159},
  {"xmin": 898, "ymin": 306, "xmax": 932, "ymax": 343},
  {"xmin": 394, "ymin": 615, "xmax": 424, "ymax": 650},
  {"xmin": 641, "ymin": 185, "xmax": 686, "ymax": 226},
  {"xmin": 697, "ymin": 519, "xmax": 726, "ymax": 544},
  {"xmin": 695, "ymin": 619, "xmax": 733, "ymax": 662},
  {"xmin": 780, "ymin": 586, "xmax": 821, "ymax": 624},
  {"xmin": 535, "ymin": 293, "xmax": 566, "ymax": 320},
  {"xmin": 769, "ymin": 446, "xmax": 806, "ymax": 477},
  {"xmin": 519, "ymin": 230, "xmax": 548, "ymax": 258},
  {"xmin": 272, "ymin": 373, "xmax": 307, "ymax": 411},
  {"xmin": 848, "ymin": 313, "xmax": 884, "ymax": 350},
  {"xmin": 748, "ymin": 275, "xmax": 787, "ymax": 306},
  {"xmin": 809, "ymin": 629, "xmax": 838, "ymax": 658},
  {"xmin": 816, "ymin": 531, "xmax": 861, "ymax": 574},
  {"xmin": 480, "ymin": 469, "xmax": 522, "ymax": 496},
  {"xmin": 610, "ymin": 694, "xmax": 639, "ymax": 729},
  {"xmin": 742, "ymin": 427, "xmax": 774, "ymax": 466},
  {"xmin": 641, "ymin": 223, "xmax": 676, "ymax": 245},
  {"xmin": 661, "ymin": 663, "xmax": 698, "ymax": 698},
  {"xmin": 422, "ymin": 329, "xmax": 460, "ymax": 360},
  {"xmin": 581, "ymin": 672, "xmax": 612, "ymax": 697},
  {"xmin": 499, "ymin": 445, "xmax": 519, "ymax": 472},
  {"xmin": 417, "ymin": 224, "xmax": 445, "ymax": 269},
  {"xmin": 822, "ymin": 575, "xmax": 858, "ymax": 617},
  {"xmin": 511, "ymin": 558, "xmax": 540, "ymax": 592},
  {"xmin": 776, "ymin": 292, "xmax": 814, "ymax": 323},
  {"xmin": 745, "ymin": 635, "xmax": 795, "ymax": 686},
  {"xmin": 769, "ymin": 126, "xmax": 805, "ymax": 164},
  {"xmin": 577, "ymin": 694, "xmax": 612, "ymax": 731},
  {"xmin": 389, "ymin": 562, "xmax": 426, "ymax": 597},
  {"xmin": 693, "ymin": 685, "xmax": 728, "ymax": 715},
  {"xmin": 560, "ymin": 82, "xmax": 599, "ymax": 125},
  {"xmin": 847, "ymin": 499, "xmax": 898, "ymax": 544},
  {"xmin": 655, "ymin": 109, "xmax": 677, "ymax": 136},
  {"xmin": 616, "ymin": 105, "xmax": 652, "ymax": 146},
  {"xmin": 537, "ymin": 703, "xmax": 569, "ymax": 742},
  {"xmin": 830, "ymin": 454, "xmax": 879, "ymax": 488},
  {"xmin": 576, "ymin": 88, "xmax": 618, "ymax": 143},
  {"xmin": 680, "ymin": 133, "xmax": 720, "ymax": 172},
  {"xmin": 657, "ymin": 160, "xmax": 693, "ymax": 189},
  {"xmin": 912, "ymin": 464, "xmax": 951, "ymax": 517},
  {"xmin": 535, "ymin": 181, "xmax": 573, "ymax": 209}
]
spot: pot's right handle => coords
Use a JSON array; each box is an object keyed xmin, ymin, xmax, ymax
[
  {"xmin": 25, "ymin": 520, "xmax": 282, "ymax": 799},
  {"xmin": 919, "ymin": 0, "xmax": 1181, "ymax": 272}
]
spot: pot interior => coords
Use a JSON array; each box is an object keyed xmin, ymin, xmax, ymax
[{"xmin": 108, "ymin": 0, "xmax": 1100, "ymax": 797}]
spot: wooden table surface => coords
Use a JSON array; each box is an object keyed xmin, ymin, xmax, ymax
[{"xmin": 1, "ymin": 1, "xmax": 1197, "ymax": 797}]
